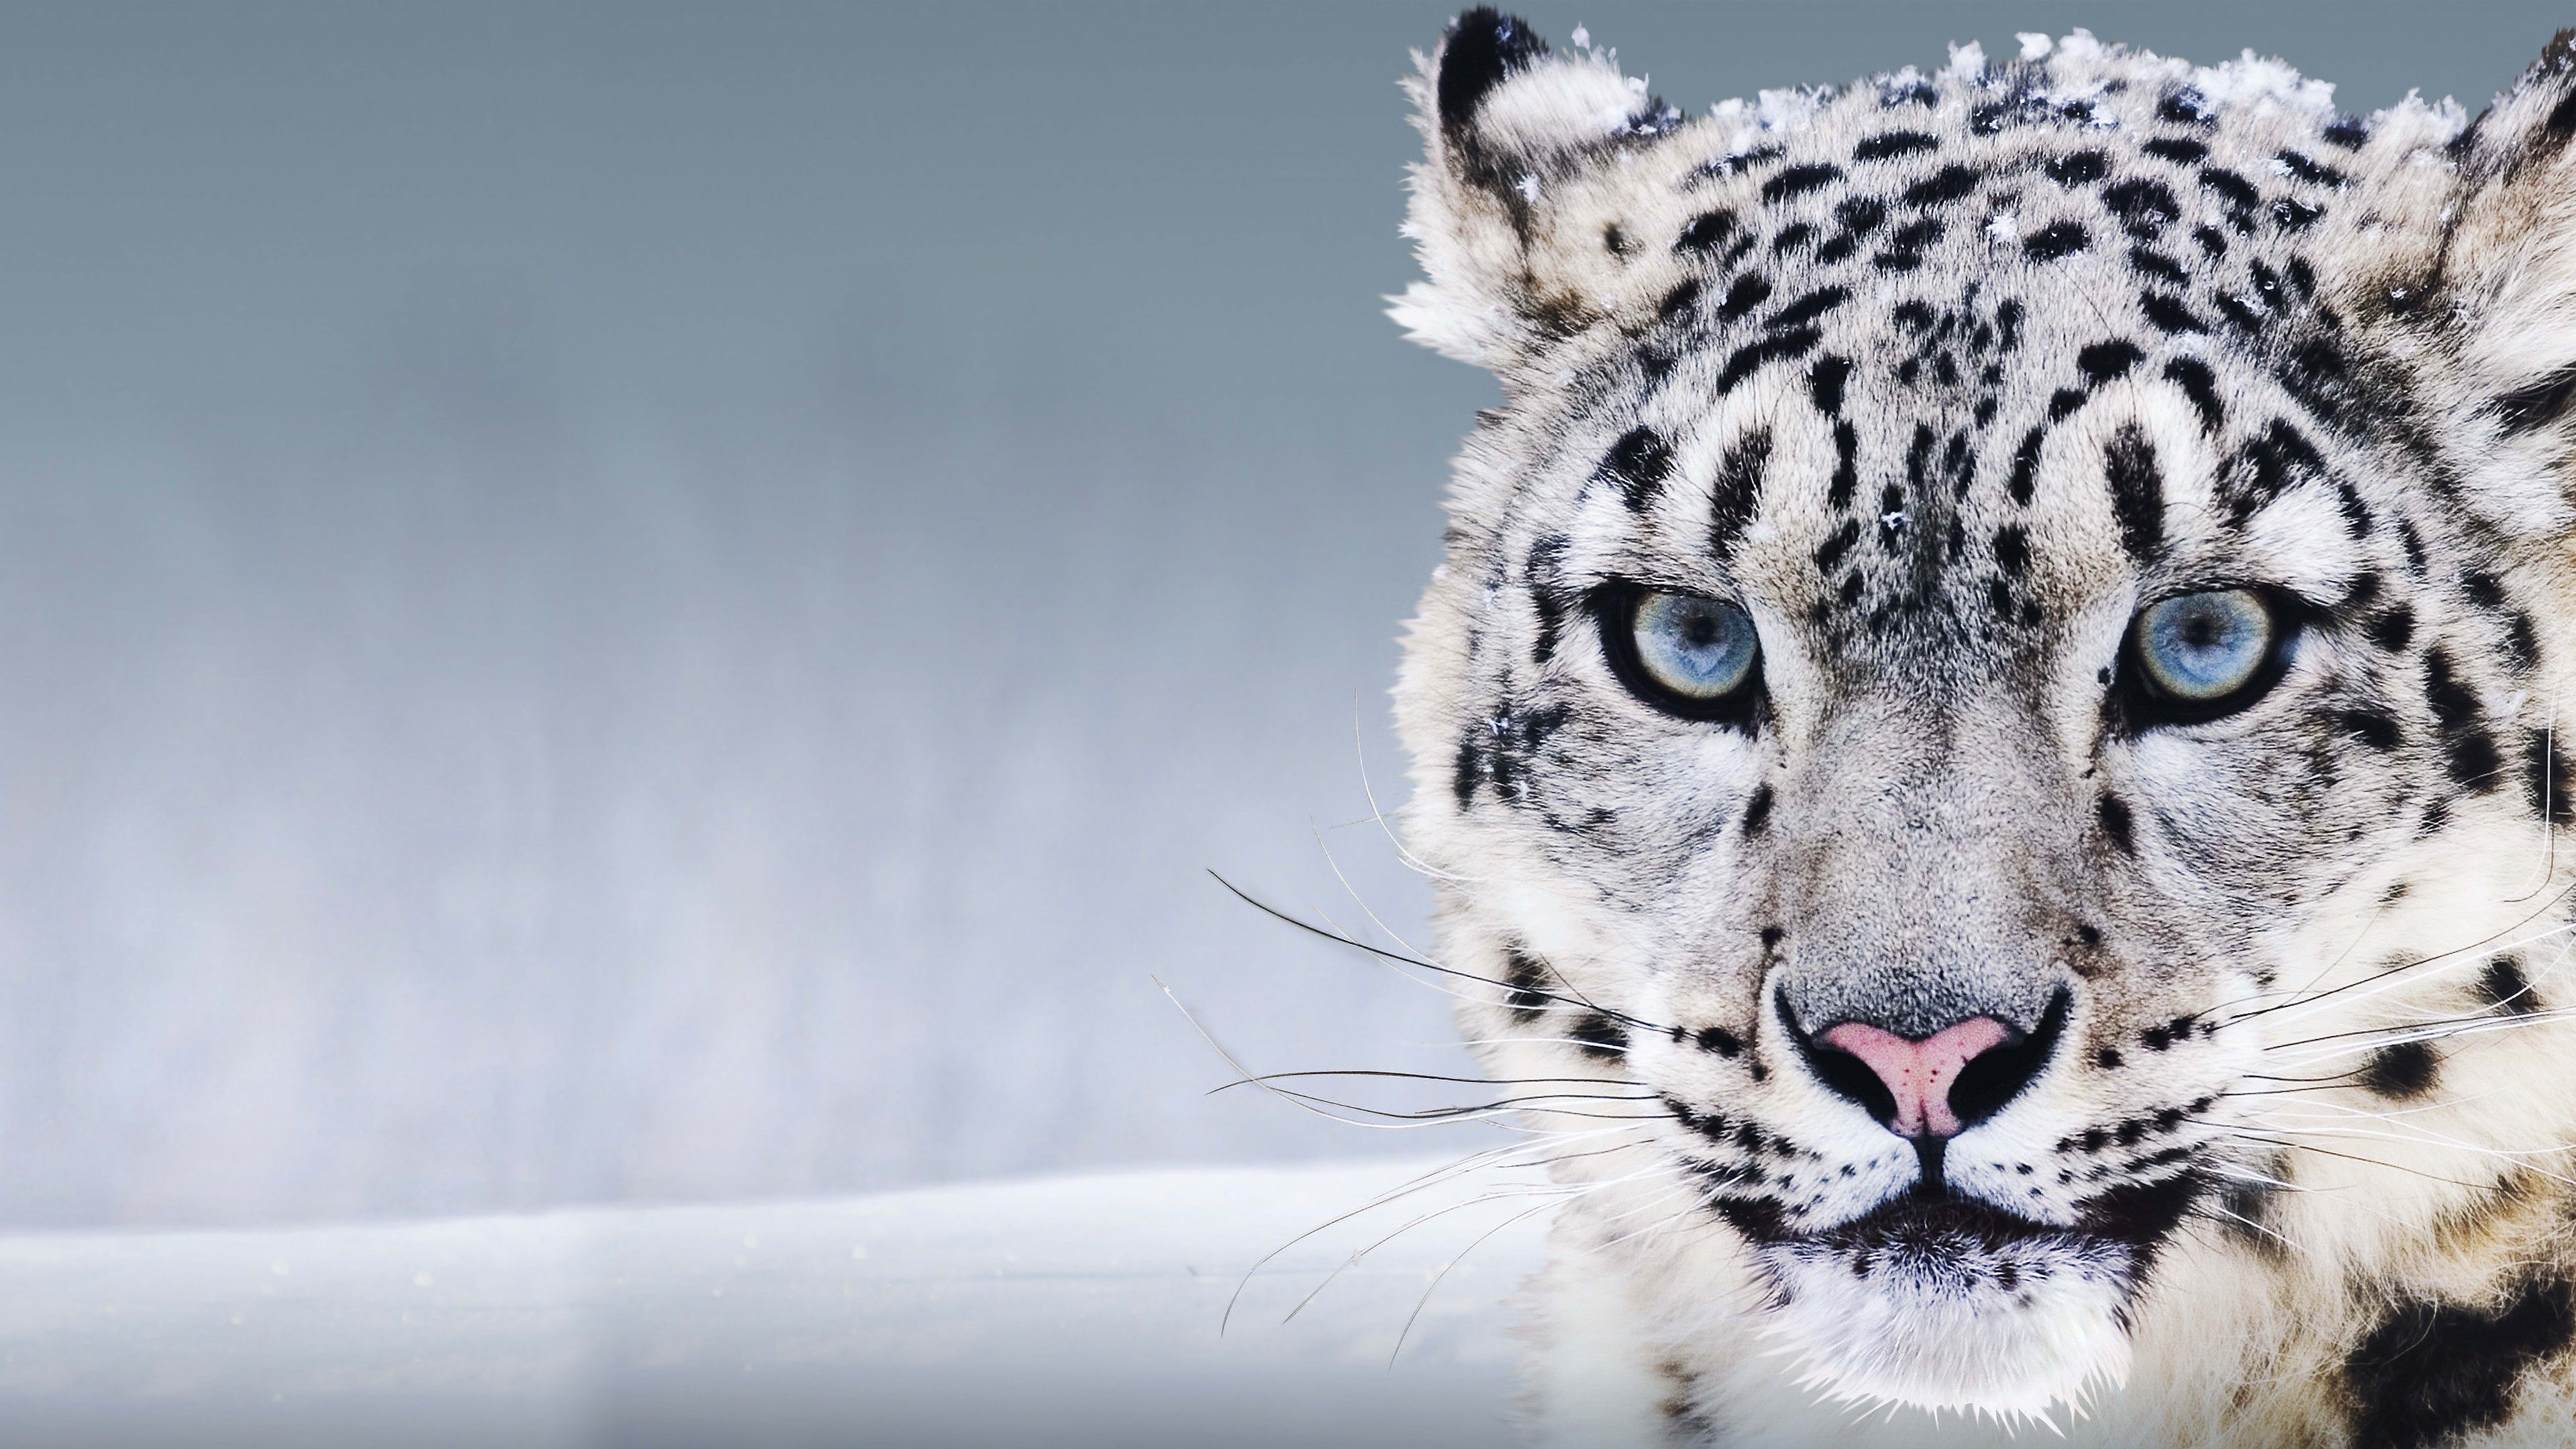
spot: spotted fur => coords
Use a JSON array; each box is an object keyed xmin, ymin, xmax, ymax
[{"xmin": 1391, "ymin": 15, "xmax": 2576, "ymax": 1445}]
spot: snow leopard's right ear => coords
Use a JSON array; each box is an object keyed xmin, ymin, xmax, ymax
[{"xmin": 1393, "ymin": 9, "xmax": 1687, "ymax": 371}]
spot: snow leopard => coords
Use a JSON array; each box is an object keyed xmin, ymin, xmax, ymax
[{"xmin": 1389, "ymin": 12, "xmax": 2576, "ymax": 1446}]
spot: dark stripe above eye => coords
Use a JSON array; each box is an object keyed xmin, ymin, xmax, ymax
[
  {"xmin": 2104, "ymin": 424, "xmax": 2165, "ymax": 560},
  {"xmin": 1711, "ymin": 429, "xmax": 1773, "ymax": 556},
  {"xmin": 1601, "ymin": 426, "xmax": 1674, "ymax": 511}
]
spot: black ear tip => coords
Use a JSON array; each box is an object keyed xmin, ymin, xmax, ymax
[{"xmin": 1438, "ymin": 9, "xmax": 1552, "ymax": 136}]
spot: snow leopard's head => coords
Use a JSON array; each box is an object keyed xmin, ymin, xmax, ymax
[{"xmin": 1393, "ymin": 12, "xmax": 2576, "ymax": 1420}]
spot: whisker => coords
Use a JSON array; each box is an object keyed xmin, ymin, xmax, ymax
[
  {"xmin": 2217, "ymin": 887, "xmax": 2576, "ymax": 1030},
  {"xmin": 1350, "ymin": 692, "xmax": 1485, "ymax": 885},
  {"xmin": 1391, "ymin": 1197, "xmax": 1568, "ymax": 1366},
  {"xmin": 1212, "ymin": 1068, "xmax": 1646, "ymax": 1091},
  {"xmin": 2194, "ymin": 1124, "xmax": 2500, "ymax": 1190},
  {"xmin": 1210, "ymin": 871, "xmax": 1674, "ymax": 1034},
  {"xmin": 1219, "ymin": 1125, "xmax": 1656, "ymax": 1332}
]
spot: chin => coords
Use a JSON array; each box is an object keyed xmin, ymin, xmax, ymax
[{"xmin": 1749, "ymin": 1196, "xmax": 2144, "ymax": 1421}]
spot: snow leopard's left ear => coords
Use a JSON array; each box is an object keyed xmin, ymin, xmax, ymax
[
  {"xmin": 2394, "ymin": 32, "xmax": 2576, "ymax": 535},
  {"xmin": 1392, "ymin": 9, "xmax": 1686, "ymax": 372}
]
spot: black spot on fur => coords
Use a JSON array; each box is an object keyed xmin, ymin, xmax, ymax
[
  {"xmin": 1658, "ymin": 279, "xmax": 1702, "ymax": 322},
  {"xmin": 2127, "ymin": 246, "xmax": 2188, "ymax": 285},
  {"xmin": 1436, "ymin": 9, "xmax": 1549, "ymax": 137},
  {"xmin": 2358, "ymin": 1040, "xmax": 2440, "ymax": 1100},
  {"xmin": 1992, "ymin": 525, "xmax": 2030, "ymax": 577},
  {"xmin": 1502, "ymin": 946, "xmax": 1552, "ymax": 1022},
  {"xmin": 2103, "ymin": 425, "xmax": 2165, "ymax": 561},
  {"xmin": 2006, "ymin": 427, "xmax": 2044, "ymax": 506},
  {"xmin": 2214, "ymin": 290, "xmax": 2267, "ymax": 335},
  {"xmin": 2526, "ymin": 729, "xmax": 2576, "ymax": 824},
  {"xmin": 1771, "ymin": 222, "xmax": 1817, "ymax": 256},
  {"xmin": 2163, "ymin": 357, "xmax": 2224, "ymax": 433},
  {"xmin": 1452, "ymin": 737, "xmax": 1481, "ymax": 809},
  {"xmin": 1853, "ymin": 130, "xmax": 1937, "ymax": 161},
  {"xmin": 1810, "ymin": 355, "xmax": 1852, "ymax": 416},
  {"xmin": 2142, "ymin": 136, "xmax": 2208, "ymax": 164},
  {"xmin": 2426, "ymin": 651, "xmax": 2503, "ymax": 792},
  {"xmin": 2447, "ymin": 729, "xmax": 2505, "ymax": 793},
  {"xmin": 1715, "ymin": 328, "xmax": 1821, "ymax": 393},
  {"xmin": 1676, "ymin": 210, "xmax": 1741, "ymax": 254},
  {"xmin": 1761, "ymin": 163, "xmax": 1843, "ymax": 203},
  {"xmin": 1711, "ymin": 429, "xmax": 1771, "ymax": 555},
  {"xmin": 2198, "ymin": 166, "xmax": 2261, "ymax": 225},
  {"xmin": 2495, "ymin": 364, "xmax": 2576, "ymax": 434},
  {"xmin": 1526, "ymin": 535, "xmax": 1569, "ymax": 663},
  {"xmin": 1769, "ymin": 286, "xmax": 1851, "ymax": 332},
  {"xmin": 2276, "ymin": 149, "xmax": 2345, "ymax": 187},
  {"xmin": 2098, "ymin": 795, "xmax": 2137, "ymax": 855},
  {"xmin": 1718, "ymin": 272, "xmax": 1772, "ymax": 321},
  {"xmin": 2345, "ymin": 1276, "xmax": 2576, "ymax": 1449},
  {"xmin": 1568, "ymin": 1013, "xmax": 1627, "ymax": 1061},
  {"xmin": 2366, "ymin": 606, "xmax": 2416, "ymax": 652},
  {"xmin": 2078, "ymin": 341, "xmax": 2145, "ymax": 385},
  {"xmin": 2102, "ymin": 178, "xmax": 2182, "ymax": 239},
  {"xmin": 2141, "ymin": 292, "xmax": 2208, "ymax": 334},
  {"xmin": 1741, "ymin": 784, "xmax": 1774, "ymax": 837},
  {"xmin": 2158, "ymin": 89, "xmax": 2214, "ymax": 126},
  {"xmin": 2271, "ymin": 197, "xmax": 2324, "ymax": 231},
  {"xmin": 2333, "ymin": 708, "xmax": 2402, "ymax": 751},
  {"xmin": 2022, "ymin": 221, "xmax": 2088, "ymax": 261},
  {"xmin": 1815, "ymin": 519, "xmax": 1862, "ymax": 572},
  {"xmin": 2479, "ymin": 956, "xmax": 2540, "ymax": 1015},
  {"xmin": 2425, "ymin": 649, "xmax": 2480, "ymax": 731},
  {"xmin": 2047, "ymin": 150, "xmax": 2109, "ymax": 186},
  {"xmin": 2277, "ymin": 335, "xmax": 2353, "ymax": 423},
  {"xmin": 1827, "ymin": 420, "xmax": 1859, "ymax": 509},
  {"xmin": 1873, "ymin": 217, "xmax": 1942, "ymax": 270},
  {"xmin": 1833, "ymin": 195, "xmax": 1888, "ymax": 235},
  {"xmin": 2226, "ymin": 421, "xmax": 2324, "ymax": 520},
  {"xmin": 1695, "ymin": 1025, "xmax": 1743, "ymax": 1058},
  {"xmin": 1902, "ymin": 164, "xmax": 1981, "ymax": 207},
  {"xmin": 1602, "ymin": 426, "xmax": 1674, "ymax": 512},
  {"xmin": 2324, "ymin": 115, "xmax": 2369, "ymax": 148}
]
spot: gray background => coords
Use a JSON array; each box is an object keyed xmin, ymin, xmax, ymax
[{"xmin": 3, "ymin": 1, "xmax": 2563, "ymax": 1228}]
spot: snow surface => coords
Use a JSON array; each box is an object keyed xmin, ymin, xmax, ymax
[{"xmin": 0, "ymin": 1158, "xmax": 1548, "ymax": 1448}]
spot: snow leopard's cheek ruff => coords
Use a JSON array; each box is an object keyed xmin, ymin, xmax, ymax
[{"xmin": 1391, "ymin": 9, "xmax": 2576, "ymax": 1425}]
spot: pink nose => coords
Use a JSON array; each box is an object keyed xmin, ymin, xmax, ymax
[{"xmin": 1817, "ymin": 1017, "xmax": 2015, "ymax": 1138}]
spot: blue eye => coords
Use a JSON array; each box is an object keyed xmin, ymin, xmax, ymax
[
  {"xmin": 2131, "ymin": 588, "xmax": 2279, "ymax": 709},
  {"xmin": 1624, "ymin": 589, "xmax": 1760, "ymax": 707}
]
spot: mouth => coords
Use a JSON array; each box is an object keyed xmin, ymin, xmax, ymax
[
  {"xmin": 1720, "ymin": 1173, "xmax": 2212, "ymax": 1416},
  {"xmin": 1727, "ymin": 1169, "xmax": 2210, "ymax": 1285},
  {"xmin": 1788, "ymin": 1192, "xmax": 2107, "ymax": 1292}
]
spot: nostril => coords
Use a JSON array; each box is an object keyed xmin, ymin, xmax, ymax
[
  {"xmin": 1803, "ymin": 1041, "xmax": 1901, "ymax": 1128},
  {"xmin": 1946, "ymin": 989, "xmax": 2071, "ymax": 1130}
]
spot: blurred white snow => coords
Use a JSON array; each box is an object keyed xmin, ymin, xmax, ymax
[{"xmin": 0, "ymin": 1157, "xmax": 1546, "ymax": 1448}]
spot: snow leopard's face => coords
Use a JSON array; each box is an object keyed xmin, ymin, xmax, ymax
[{"xmin": 1394, "ymin": 13, "xmax": 2576, "ymax": 1420}]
